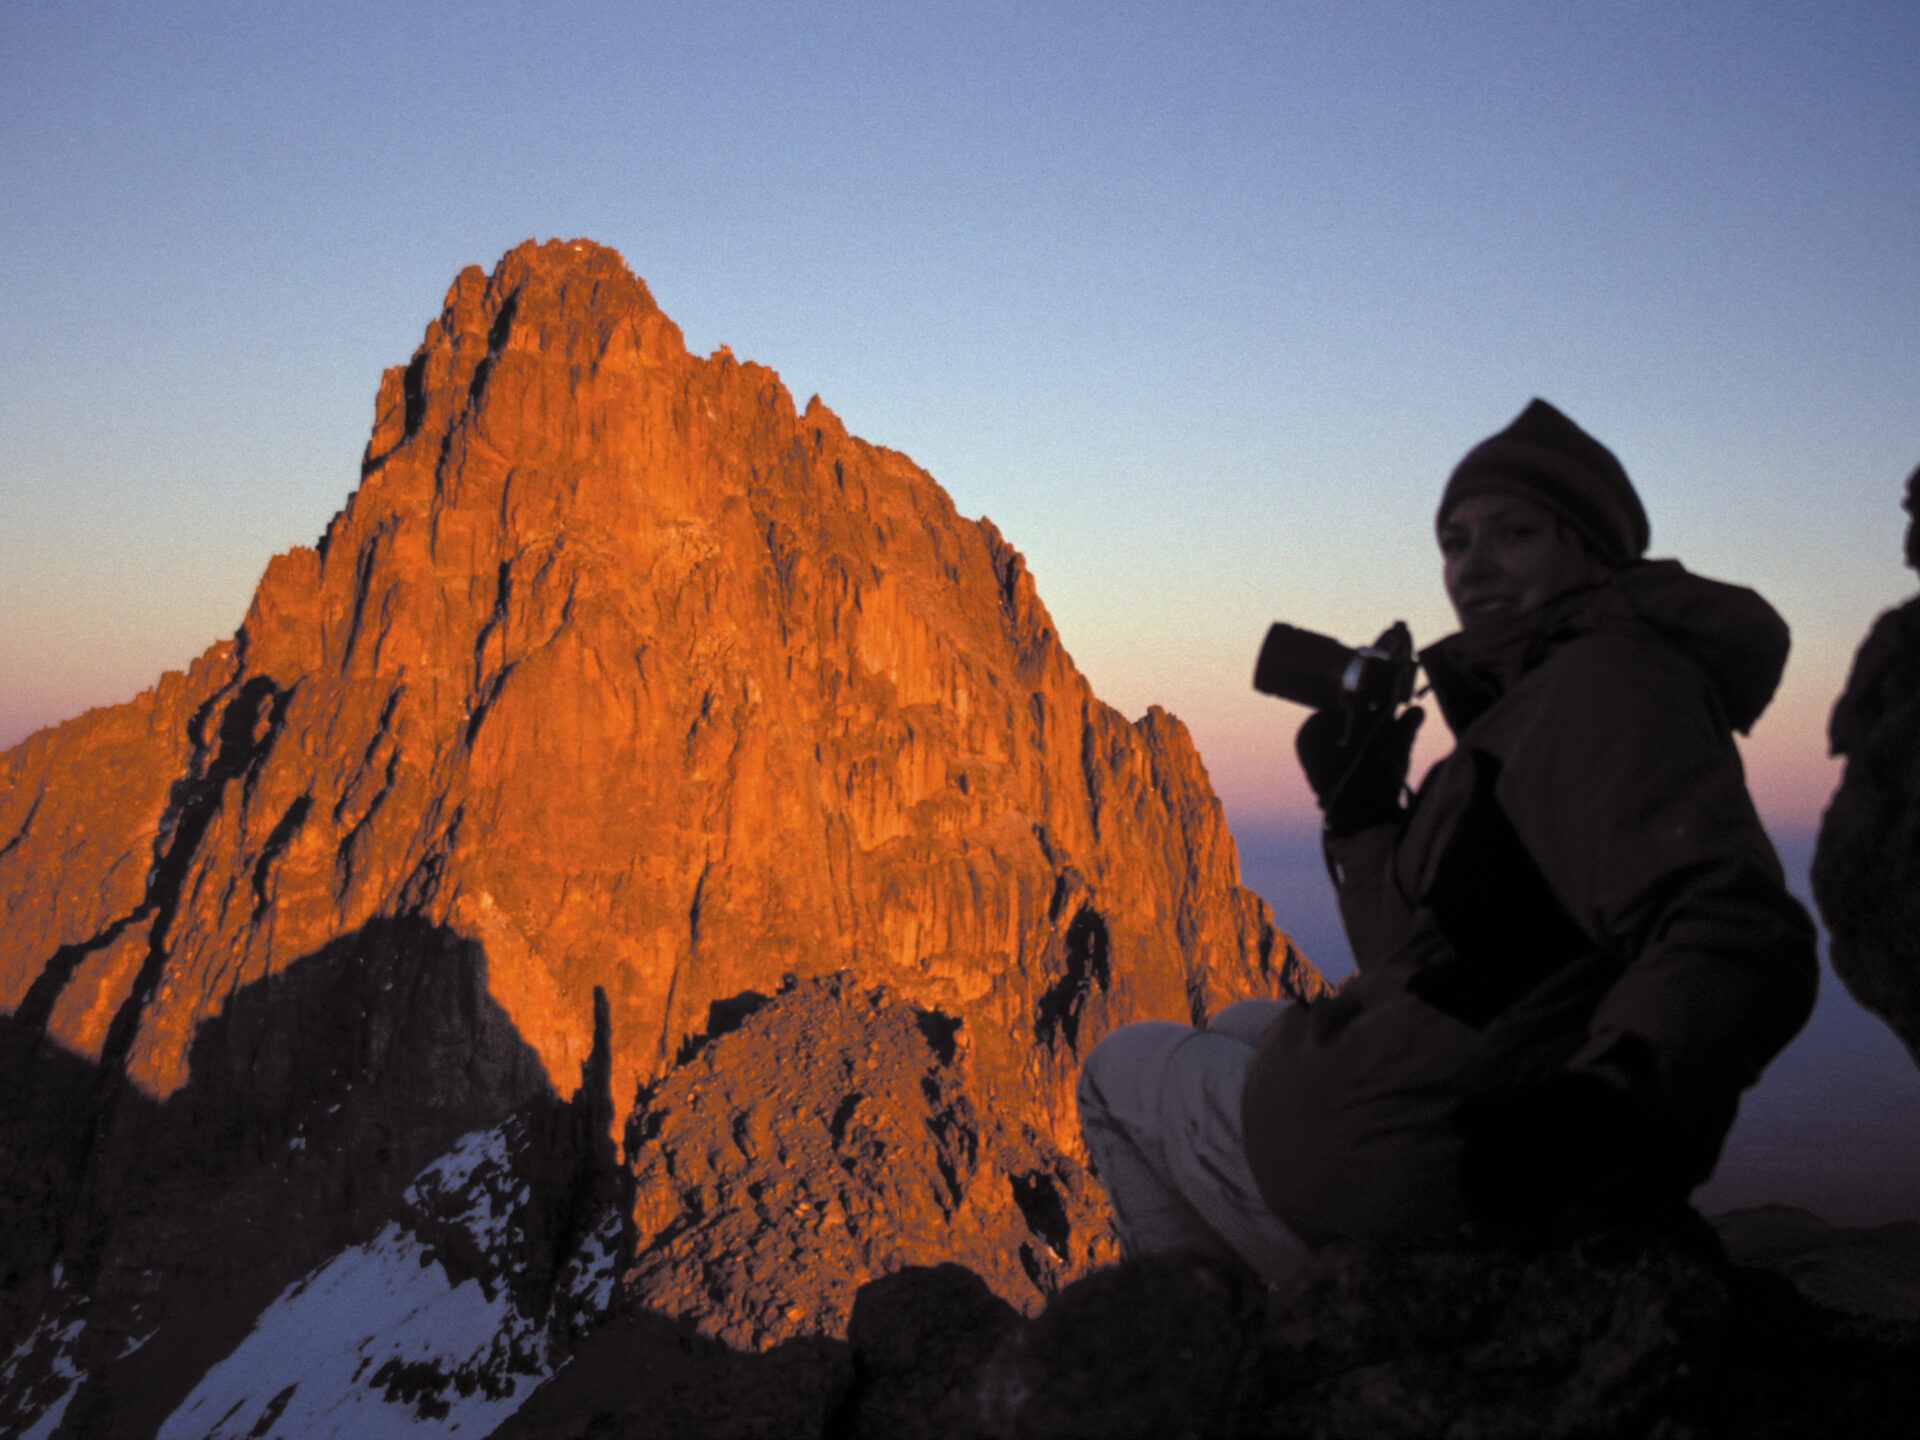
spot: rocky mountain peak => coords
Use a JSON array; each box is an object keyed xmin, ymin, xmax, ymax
[{"xmin": 0, "ymin": 241, "xmax": 1319, "ymax": 1433}]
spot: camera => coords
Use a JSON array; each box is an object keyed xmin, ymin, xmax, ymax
[{"xmin": 1253, "ymin": 620, "xmax": 1417, "ymax": 715}]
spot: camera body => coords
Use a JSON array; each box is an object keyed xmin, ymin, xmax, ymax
[{"xmin": 1253, "ymin": 620, "xmax": 1417, "ymax": 715}]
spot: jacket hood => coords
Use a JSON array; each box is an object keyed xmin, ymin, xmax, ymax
[{"xmin": 1421, "ymin": 559, "xmax": 1790, "ymax": 736}]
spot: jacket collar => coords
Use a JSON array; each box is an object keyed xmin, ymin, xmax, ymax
[
  {"xmin": 1419, "ymin": 585, "xmax": 1596, "ymax": 735},
  {"xmin": 1419, "ymin": 559, "xmax": 1790, "ymax": 737}
]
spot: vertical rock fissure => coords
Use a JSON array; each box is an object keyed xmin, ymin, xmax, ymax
[
  {"xmin": 472, "ymin": 559, "xmax": 513, "ymax": 681},
  {"xmin": 249, "ymin": 794, "xmax": 313, "ymax": 920},
  {"xmin": 10, "ymin": 912, "xmax": 148, "ymax": 1035},
  {"xmin": 333, "ymin": 747, "xmax": 401, "ymax": 903},
  {"xmin": 1009, "ymin": 1169, "xmax": 1072, "ymax": 1258},
  {"xmin": 1034, "ymin": 906, "xmax": 1112, "ymax": 1053},
  {"xmin": 688, "ymin": 860, "xmax": 711, "ymax": 952},
  {"xmin": 339, "ymin": 521, "xmax": 393, "ymax": 669},
  {"xmin": 1079, "ymin": 711, "xmax": 1104, "ymax": 846},
  {"xmin": 0, "ymin": 792, "xmax": 41, "ymax": 863},
  {"xmin": 401, "ymin": 350, "xmax": 428, "ymax": 441},
  {"xmin": 396, "ymin": 802, "xmax": 463, "ymax": 911},
  {"xmin": 464, "ymin": 663, "xmax": 518, "ymax": 746},
  {"xmin": 97, "ymin": 676, "xmax": 290, "ymax": 1085}
]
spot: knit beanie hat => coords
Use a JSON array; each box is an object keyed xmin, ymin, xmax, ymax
[{"xmin": 1438, "ymin": 399, "xmax": 1650, "ymax": 569}]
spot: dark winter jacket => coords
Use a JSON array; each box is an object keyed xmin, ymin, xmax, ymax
[{"xmin": 1239, "ymin": 560, "xmax": 1819, "ymax": 1243}]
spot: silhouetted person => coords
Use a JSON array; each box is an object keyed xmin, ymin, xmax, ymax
[
  {"xmin": 1830, "ymin": 463, "xmax": 1920, "ymax": 761},
  {"xmin": 1906, "ymin": 463, "xmax": 1919, "ymax": 571},
  {"xmin": 1078, "ymin": 400, "xmax": 1817, "ymax": 1286},
  {"xmin": 1813, "ymin": 462, "xmax": 1920, "ymax": 1066}
]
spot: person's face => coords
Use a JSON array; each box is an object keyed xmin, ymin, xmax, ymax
[{"xmin": 1440, "ymin": 492, "xmax": 1605, "ymax": 632}]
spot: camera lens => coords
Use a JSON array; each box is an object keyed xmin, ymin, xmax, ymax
[{"xmin": 1252, "ymin": 624, "xmax": 1357, "ymax": 710}]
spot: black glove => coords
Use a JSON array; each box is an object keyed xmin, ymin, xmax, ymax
[
  {"xmin": 1455, "ymin": 1073, "xmax": 1705, "ymax": 1237},
  {"xmin": 1296, "ymin": 703, "xmax": 1423, "ymax": 836}
]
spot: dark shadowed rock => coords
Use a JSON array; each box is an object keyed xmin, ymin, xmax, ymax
[
  {"xmin": 499, "ymin": 1233, "xmax": 1920, "ymax": 1438},
  {"xmin": 0, "ymin": 919, "xmax": 598, "ymax": 1439},
  {"xmin": 1814, "ymin": 465, "xmax": 1920, "ymax": 1068},
  {"xmin": 842, "ymin": 1264, "xmax": 1021, "ymax": 1440},
  {"xmin": 961, "ymin": 1235, "xmax": 1920, "ymax": 1440},
  {"xmin": 488, "ymin": 1308, "xmax": 851, "ymax": 1440},
  {"xmin": 974, "ymin": 1254, "xmax": 1267, "ymax": 1440}
]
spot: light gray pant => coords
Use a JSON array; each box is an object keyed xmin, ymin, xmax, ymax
[{"xmin": 1076, "ymin": 1000, "xmax": 1317, "ymax": 1293}]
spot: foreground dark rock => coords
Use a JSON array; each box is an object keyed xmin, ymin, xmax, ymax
[
  {"xmin": 489, "ymin": 1310, "xmax": 853, "ymax": 1440},
  {"xmin": 1813, "ymin": 465, "xmax": 1920, "ymax": 1067},
  {"xmin": 499, "ymin": 1230, "xmax": 1920, "ymax": 1438}
]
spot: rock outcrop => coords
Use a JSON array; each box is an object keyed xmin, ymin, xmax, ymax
[
  {"xmin": 0, "ymin": 240, "xmax": 1320, "ymax": 1434},
  {"xmin": 623, "ymin": 973, "xmax": 1115, "ymax": 1351},
  {"xmin": 1814, "ymin": 464, "xmax": 1920, "ymax": 1067},
  {"xmin": 494, "ymin": 1234, "xmax": 1920, "ymax": 1439}
]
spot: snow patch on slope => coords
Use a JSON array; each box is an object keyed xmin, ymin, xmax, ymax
[
  {"xmin": 6, "ymin": 1317, "xmax": 83, "ymax": 1440},
  {"xmin": 154, "ymin": 1119, "xmax": 624, "ymax": 1439},
  {"xmin": 408, "ymin": 1126, "xmax": 524, "ymax": 1269},
  {"xmin": 156, "ymin": 1221, "xmax": 541, "ymax": 1438},
  {"xmin": 2, "ymin": 1301, "xmax": 153, "ymax": 1440},
  {"xmin": 558, "ymin": 1211, "xmax": 622, "ymax": 1324}
]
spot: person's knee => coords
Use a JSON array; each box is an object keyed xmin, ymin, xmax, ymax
[
  {"xmin": 1075, "ymin": 1048, "xmax": 1106, "ymax": 1121},
  {"xmin": 1206, "ymin": 998, "xmax": 1289, "ymax": 1046},
  {"xmin": 1076, "ymin": 1020, "xmax": 1195, "ymax": 1124}
]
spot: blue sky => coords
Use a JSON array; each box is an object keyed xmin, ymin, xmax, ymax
[{"xmin": 4, "ymin": 1, "xmax": 1917, "ymax": 833}]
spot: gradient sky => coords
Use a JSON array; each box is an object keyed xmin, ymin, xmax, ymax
[{"xmin": 4, "ymin": 1, "xmax": 1917, "ymax": 839}]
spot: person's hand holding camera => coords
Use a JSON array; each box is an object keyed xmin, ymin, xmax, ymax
[{"xmin": 1295, "ymin": 631, "xmax": 1424, "ymax": 835}]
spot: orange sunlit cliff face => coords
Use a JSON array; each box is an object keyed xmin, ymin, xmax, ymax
[{"xmin": 0, "ymin": 241, "xmax": 1322, "ymax": 1395}]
